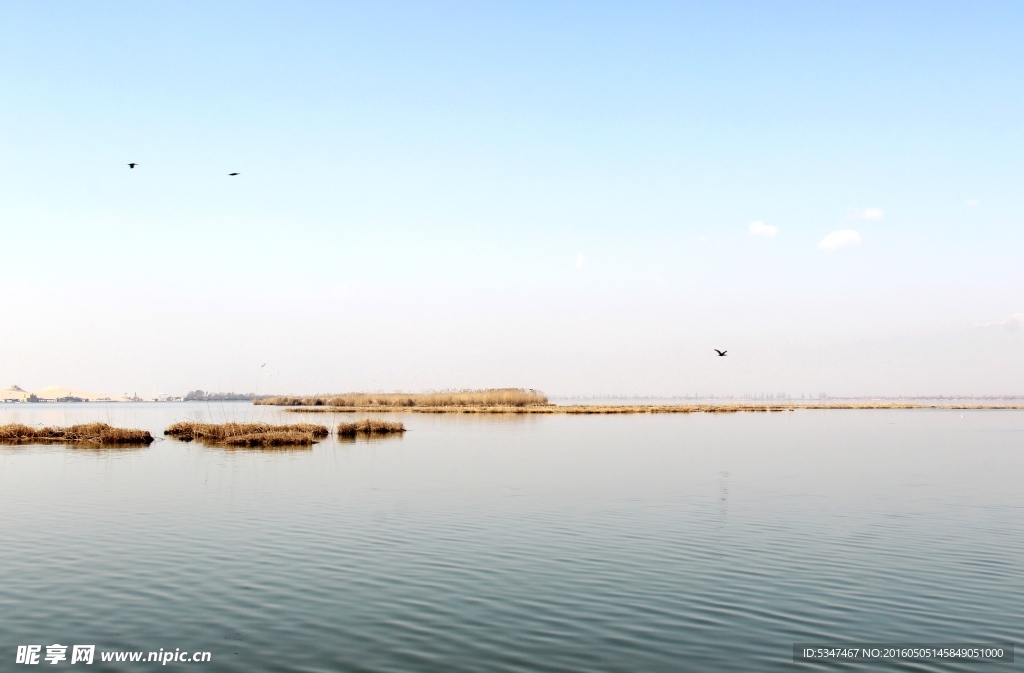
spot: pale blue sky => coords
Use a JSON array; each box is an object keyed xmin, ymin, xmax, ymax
[{"xmin": 2, "ymin": 2, "xmax": 1022, "ymax": 396}]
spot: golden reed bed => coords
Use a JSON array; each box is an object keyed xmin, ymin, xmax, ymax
[
  {"xmin": 256, "ymin": 388, "xmax": 547, "ymax": 408},
  {"xmin": 283, "ymin": 402, "xmax": 1024, "ymax": 414},
  {"xmin": 336, "ymin": 419, "xmax": 406, "ymax": 437},
  {"xmin": 164, "ymin": 421, "xmax": 330, "ymax": 447},
  {"xmin": 163, "ymin": 420, "xmax": 406, "ymax": 446},
  {"xmin": 0, "ymin": 423, "xmax": 154, "ymax": 445}
]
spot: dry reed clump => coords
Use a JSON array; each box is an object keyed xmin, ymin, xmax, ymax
[
  {"xmin": 256, "ymin": 388, "xmax": 548, "ymax": 408},
  {"xmin": 164, "ymin": 422, "xmax": 329, "ymax": 446},
  {"xmin": 0, "ymin": 423, "xmax": 154, "ymax": 445},
  {"xmin": 337, "ymin": 419, "xmax": 406, "ymax": 437},
  {"xmin": 221, "ymin": 432, "xmax": 318, "ymax": 447}
]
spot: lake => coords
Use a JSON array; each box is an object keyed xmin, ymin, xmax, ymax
[{"xmin": 1, "ymin": 403, "xmax": 1020, "ymax": 671}]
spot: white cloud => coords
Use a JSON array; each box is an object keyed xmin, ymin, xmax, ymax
[
  {"xmin": 818, "ymin": 230, "xmax": 861, "ymax": 251},
  {"xmin": 967, "ymin": 198, "xmax": 980, "ymax": 207},
  {"xmin": 574, "ymin": 253, "xmax": 585, "ymax": 269},
  {"xmin": 748, "ymin": 220, "xmax": 777, "ymax": 237},
  {"xmin": 972, "ymin": 313, "xmax": 1024, "ymax": 331},
  {"xmin": 844, "ymin": 207, "xmax": 884, "ymax": 221},
  {"xmin": 1002, "ymin": 313, "xmax": 1024, "ymax": 331}
]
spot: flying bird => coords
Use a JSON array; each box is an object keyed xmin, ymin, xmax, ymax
[
  {"xmin": 228, "ymin": 172, "xmax": 239, "ymax": 176},
  {"xmin": 714, "ymin": 349, "xmax": 727, "ymax": 357},
  {"xmin": 128, "ymin": 163, "xmax": 138, "ymax": 169}
]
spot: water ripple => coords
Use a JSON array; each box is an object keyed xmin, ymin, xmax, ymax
[{"xmin": 1, "ymin": 405, "xmax": 1021, "ymax": 671}]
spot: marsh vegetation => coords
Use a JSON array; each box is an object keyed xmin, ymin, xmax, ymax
[
  {"xmin": 164, "ymin": 422, "xmax": 330, "ymax": 446},
  {"xmin": 0, "ymin": 423, "xmax": 154, "ymax": 445},
  {"xmin": 257, "ymin": 388, "xmax": 548, "ymax": 408},
  {"xmin": 336, "ymin": 419, "xmax": 406, "ymax": 437}
]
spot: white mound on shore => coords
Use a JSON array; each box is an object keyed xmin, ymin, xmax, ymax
[
  {"xmin": 0, "ymin": 386, "xmax": 133, "ymax": 402},
  {"xmin": 0, "ymin": 387, "xmax": 30, "ymax": 402},
  {"xmin": 35, "ymin": 386, "xmax": 133, "ymax": 402}
]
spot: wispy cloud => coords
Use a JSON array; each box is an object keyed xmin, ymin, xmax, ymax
[
  {"xmin": 845, "ymin": 207, "xmax": 884, "ymax": 221},
  {"xmin": 1003, "ymin": 313, "xmax": 1024, "ymax": 331},
  {"xmin": 972, "ymin": 313, "xmax": 1024, "ymax": 331},
  {"xmin": 819, "ymin": 230, "xmax": 861, "ymax": 251},
  {"xmin": 967, "ymin": 198, "xmax": 980, "ymax": 207},
  {"xmin": 575, "ymin": 253, "xmax": 585, "ymax": 269},
  {"xmin": 748, "ymin": 220, "xmax": 777, "ymax": 237}
]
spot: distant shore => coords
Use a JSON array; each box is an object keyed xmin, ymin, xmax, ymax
[
  {"xmin": 284, "ymin": 402, "xmax": 1024, "ymax": 414},
  {"xmin": 256, "ymin": 389, "xmax": 547, "ymax": 408},
  {"xmin": 4, "ymin": 385, "xmax": 1023, "ymax": 411},
  {"xmin": 257, "ymin": 389, "xmax": 1024, "ymax": 413}
]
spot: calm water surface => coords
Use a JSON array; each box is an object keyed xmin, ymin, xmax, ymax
[{"xmin": 0, "ymin": 403, "xmax": 1021, "ymax": 672}]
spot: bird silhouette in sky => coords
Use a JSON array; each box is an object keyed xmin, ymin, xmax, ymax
[
  {"xmin": 228, "ymin": 172, "xmax": 239, "ymax": 176},
  {"xmin": 714, "ymin": 349, "xmax": 727, "ymax": 357},
  {"xmin": 128, "ymin": 163, "xmax": 138, "ymax": 169}
]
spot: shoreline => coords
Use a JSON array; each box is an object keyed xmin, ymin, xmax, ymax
[{"xmin": 282, "ymin": 402, "xmax": 1024, "ymax": 414}]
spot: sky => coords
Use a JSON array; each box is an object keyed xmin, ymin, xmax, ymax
[{"xmin": 1, "ymin": 1, "xmax": 1022, "ymax": 398}]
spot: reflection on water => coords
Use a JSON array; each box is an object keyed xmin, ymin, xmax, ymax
[
  {"xmin": 1, "ymin": 403, "xmax": 1021, "ymax": 672},
  {"xmin": 0, "ymin": 441, "xmax": 151, "ymax": 449},
  {"xmin": 56, "ymin": 443, "xmax": 153, "ymax": 452},
  {"xmin": 335, "ymin": 435, "xmax": 407, "ymax": 445},
  {"xmin": 199, "ymin": 444, "xmax": 317, "ymax": 453}
]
